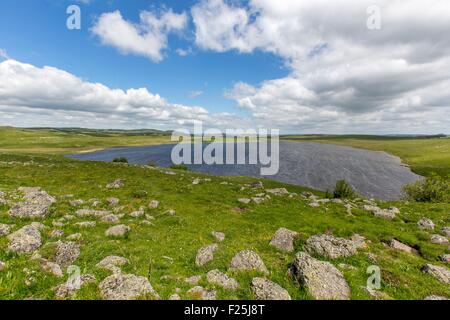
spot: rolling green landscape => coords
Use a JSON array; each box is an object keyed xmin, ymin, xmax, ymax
[{"xmin": 0, "ymin": 127, "xmax": 449, "ymax": 300}]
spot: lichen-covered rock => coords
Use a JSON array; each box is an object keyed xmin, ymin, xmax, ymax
[
  {"xmin": 187, "ymin": 286, "xmax": 216, "ymax": 300},
  {"xmin": 7, "ymin": 224, "xmax": 42, "ymax": 254},
  {"xmin": 185, "ymin": 275, "xmax": 202, "ymax": 286},
  {"xmin": 9, "ymin": 187, "xmax": 56, "ymax": 219},
  {"xmin": 54, "ymin": 241, "xmax": 80, "ymax": 267},
  {"xmin": 101, "ymin": 214, "xmax": 120, "ymax": 224},
  {"xmin": 238, "ymin": 198, "xmax": 251, "ymax": 204},
  {"xmin": 49, "ymin": 230, "xmax": 64, "ymax": 238},
  {"xmin": 363, "ymin": 205, "xmax": 397, "ymax": 220},
  {"xmin": 206, "ymin": 269, "xmax": 239, "ymax": 290},
  {"xmin": 440, "ymin": 254, "xmax": 450, "ymax": 262},
  {"xmin": 195, "ymin": 244, "xmax": 218, "ymax": 267},
  {"xmin": 97, "ymin": 256, "xmax": 129, "ymax": 272},
  {"xmin": 389, "ymin": 239, "xmax": 418, "ymax": 254},
  {"xmin": 229, "ymin": 250, "xmax": 268, "ymax": 274},
  {"xmin": 40, "ymin": 259, "xmax": 63, "ymax": 278},
  {"xmin": 304, "ymin": 234, "xmax": 358, "ymax": 259},
  {"xmin": 54, "ymin": 274, "xmax": 96, "ymax": 299},
  {"xmin": 211, "ymin": 231, "xmax": 225, "ymax": 242},
  {"xmin": 0, "ymin": 223, "xmax": 13, "ymax": 236},
  {"xmin": 148, "ymin": 200, "xmax": 159, "ymax": 209},
  {"xmin": 107, "ymin": 197, "xmax": 120, "ymax": 206},
  {"xmin": 290, "ymin": 252, "xmax": 350, "ymax": 300},
  {"xmin": 422, "ymin": 264, "xmax": 450, "ymax": 284},
  {"xmin": 251, "ymin": 277, "xmax": 291, "ymax": 300},
  {"xmin": 66, "ymin": 233, "xmax": 82, "ymax": 241},
  {"xmin": 75, "ymin": 221, "xmax": 96, "ymax": 228},
  {"xmin": 417, "ymin": 218, "xmax": 435, "ymax": 230},
  {"xmin": 430, "ymin": 234, "xmax": 449, "ymax": 245},
  {"xmin": 266, "ymin": 188, "xmax": 289, "ymax": 195},
  {"xmin": 269, "ymin": 228, "xmax": 298, "ymax": 252},
  {"xmin": 105, "ymin": 224, "xmax": 130, "ymax": 238},
  {"xmin": 106, "ymin": 179, "xmax": 124, "ymax": 189},
  {"xmin": 442, "ymin": 227, "xmax": 450, "ymax": 237},
  {"xmin": 99, "ymin": 273, "xmax": 159, "ymax": 300}
]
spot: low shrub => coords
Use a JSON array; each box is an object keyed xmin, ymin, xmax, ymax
[
  {"xmin": 112, "ymin": 157, "xmax": 128, "ymax": 163},
  {"xmin": 333, "ymin": 180, "xmax": 357, "ymax": 199},
  {"xmin": 403, "ymin": 174, "xmax": 449, "ymax": 202}
]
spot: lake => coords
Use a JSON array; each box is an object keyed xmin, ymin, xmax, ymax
[{"xmin": 68, "ymin": 141, "xmax": 421, "ymax": 200}]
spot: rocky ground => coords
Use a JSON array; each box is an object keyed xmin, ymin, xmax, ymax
[{"xmin": 0, "ymin": 154, "xmax": 449, "ymax": 300}]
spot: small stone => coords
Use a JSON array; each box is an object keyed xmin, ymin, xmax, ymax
[
  {"xmin": 424, "ymin": 295, "xmax": 448, "ymax": 300},
  {"xmin": 0, "ymin": 223, "xmax": 13, "ymax": 236},
  {"xmin": 206, "ymin": 269, "xmax": 239, "ymax": 290},
  {"xmin": 186, "ymin": 286, "xmax": 216, "ymax": 300},
  {"xmin": 439, "ymin": 254, "xmax": 450, "ymax": 262},
  {"xmin": 417, "ymin": 218, "xmax": 435, "ymax": 230},
  {"xmin": 185, "ymin": 275, "xmax": 202, "ymax": 286},
  {"xmin": 54, "ymin": 241, "xmax": 80, "ymax": 267},
  {"xmin": 251, "ymin": 277, "xmax": 291, "ymax": 300},
  {"xmin": 169, "ymin": 294, "xmax": 181, "ymax": 300},
  {"xmin": 69, "ymin": 199, "xmax": 84, "ymax": 206},
  {"xmin": 442, "ymin": 227, "xmax": 450, "ymax": 237},
  {"xmin": 97, "ymin": 256, "xmax": 129, "ymax": 272},
  {"xmin": 350, "ymin": 234, "xmax": 367, "ymax": 249},
  {"xmin": 290, "ymin": 252, "xmax": 350, "ymax": 300},
  {"xmin": 230, "ymin": 250, "xmax": 268, "ymax": 274},
  {"xmin": 129, "ymin": 210, "xmax": 144, "ymax": 218},
  {"xmin": 106, "ymin": 179, "xmax": 124, "ymax": 189},
  {"xmin": 304, "ymin": 234, "xmax": 358, "ymax": 259},
  {"xmin": 148, "ymin": 200, "xmax": 159, "ymax": 209},
  {"xmin": 101, "ymin": 214, "xmax": 120, "ymax": 223},
  {"xmin": 66, "ymin": 233, "xmax": 82, "ymax": 241},
  {"xmin": 422, "ymin": 264, "xmax": 450, "ymax": 284},
  {"xmin": 107, "ymin": 197, "xmax": 120, "ymax": 206},
  {"xmin": 211, "ymin": 231, "xmax": 225, "ymax": 242},
  {"xmin": 54, "ymin": 274, "xmax": 96, "ymax": 299},
  {"xmin": 389, "ymin": 239, "xmax": 418, "ymax": 254},
  {"xmin": 99, "ymin": 273, "xmax": 159, "ymax": 300},
  {"xmin": 430, "ymin": 234, "xmax": 449, "ymax": 245},
  {"xmin": 238, "ymin": 198, "xmax": 251, "ymax": 204},
  {"xmin": 41, "ymin": 259, "xmax": 63, "ymax": 278},
  {"xmin": 49, "ymin": 230, "xmax": 64, "ymax": 238},
  {"xmin": 195, "ymin": 244, "xmax": 218, "ymax": 267},
  {"xmin": 266, "ymin": 188, "xmax": 289, "ymax": 195},
  {"xmin": 105, "ymin": 224, "xmax": 130, "ymax": 238},
  {"xmin": 252, "ymin": 197, "xmax": 265, "ymax": 204},
  {"xmin": 269, "ymin": 228, "xmax": 298, "ymax": 252},
  {"xmin": 75, "ymin": 221, "xmax": 96, "ymax": 228}
]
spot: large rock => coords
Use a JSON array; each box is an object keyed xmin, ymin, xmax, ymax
[
  {"xmin": 105, "ymin": 225, "xmax": 130, "ymax": 238},
  {"xmin": 290, "ymin": 252, "xmax": 351, "ymax": 300},
  {"xmin": 54, "ymin": 241, "xmax": 80, "ymax": 267},
  {"xmin": 417, "ymin": 218, "xmax": 435, "ymax": 231},
  {"xmin": 251, "ymin": 277, "xmax": 291, "ymax": 300},
  {"xmin": 389, "ymin": 239, "xmax": 418, "ymax": 255},
  {"xmin": 229, "ymin": 250, "xmax": 268, "ymax": 274},
  {"xmin": 422, "ymin": 264, "xmax": 450, "ymax": 284},
  {"xmin": 195, "ymin": 244, "xmax": 218, "ymax": 267},
  {"xmin": 99, "ymin": 273, "xmax": 159, "ymax": 300},
  {"xmin": 9, "ymin": 187, "xmax": 56, "ymax": 219},
  {"xmin": 430, "ymin": 234, "xmax": 449, "ymax": 245},
  {"xmin": 269, "ymin": 228, "xmax": 298, "ymax": 252},
  {"xmin": 7, "ymin": 224, "xmax": 42, "ymax": 254},
  {"xmin": 304, "ymin": 234, "xmax": 358, "ymax": 259},
  {"xmin": 206, "ymin": 269, "xmax": 239, "ymax": 290},
  {"xmin": 0, "ymin": 223, "xmax": 13, "ymax": 236}
]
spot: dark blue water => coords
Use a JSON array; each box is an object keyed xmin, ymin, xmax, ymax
[{"xmin": 68, "ymin": 141, "xmax": 421, "ymax": 200}]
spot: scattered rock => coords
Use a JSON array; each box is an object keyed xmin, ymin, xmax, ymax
[
  {"xmin": 7, "ymin": 224, "xmax": 42, "ymax": 254},
  {"xmin": 40, "ymin": 259, "xmax": 63, "ymax": 278},
  {"xmin": 185, "ymin": 275, "xmax": 202, "ymax": 286},
  {"xmin": 105, "ymin": 225, "xmax": 130, "ymax": 238},
  {"xmin": 211, "ymin": 231, "xmax": 225, "ymax": 242},
  {"xmin": 206, "ymin": 269, "xmax": 239, "ymax": 290},
  {"xmin": 304, "ymin": 234, "xmax": 358, "ymax": 259},
  {"xmin": 67, "ymin": 233, "xmax": 82, "ymax": 241},
  {"xmin": 49, "ymin": 230, "xmax": 64, "ymax": 238},
  {"xmin": 107, "ymin": 197, "xmax": 120, "ymax": 206},
  {"xmin": 442, "ymin": 227, "xmax": 450, "ymax": 237},
  {"xmin": 238, "ymin": 198, "xmax": 251, "ymax": 204},
  {"xmin": 422, "ymin": 264, "xmax": 450, "ymax": 284},
  {"xmin": 389, "ymin": 239, "xmax": 418, "ymax": 255},
  {"xmin": 97, "ymin": 256, "xmax": 129, "ymax": 272},
  {"xmin": 363, "ymin": 205, "xmax": 397, "ymax": 220},
  {"xmin": 186, "ymin": 286, "xmax": 216, "ymax": 300},
  {"xmin": 101, "ymin": 214, "xmax": 120, "ymax": 224},
  {"xmin": 439, "ymin": 254, "xmax": 450, "ymax": 263},
  {"xmin": 169, "ymin": 294, "xmax": 181, "ymax": 300},
  {"xmin": 99, "ymin": 273, "xmax": 159, "ymax": 300},
  {"xmin": 129, "ymin": 209, "xmax": 144, "ymax": 218},
  {"xmin": 75, "ymin": 221, "xmax": 96, "ymax": 228},
  {"xmin": 9, "ymin": 187, "xmax": 56, "ymax": 219},
  {"xmin": 106, "ymin": 179, "xmax": 124, "ymax": 189},
  {"xmin": 230, "ymin": 250, "xmax": 268, "ymax": 274},
  {"xmin": 417, "ymin": 218, "xmax": 435, "ymax": 231},
  {"xmin": 430, "ymin": 234, "xmax": 449, "ymax": 245},
  {"xmin": 251, "ymin": 277, "xmax": 291, "ymax": 300},
  {"xmin": 54, "ymin": 274, "xmax": 96, "ymax": 299},
  {"xmin": 269, "ymin": 228, "xmax": 298, "ymax": 252},
  {"xmin": 149, "ymin": 200, "xmax": 159, "ymax": 209},
  {"xmin": 290, "ymin": 252, "xmax": 351, "ymax": 300},
  {"xmin": 195, "ymin": 244, "xmax": 218, "ymax": 267},
  {"xmin": 54, "ymin": 241, "xmax": 80, "ymax": 267},
  {"xmin": 266, "ymin": 188, "xmax": 289, "ymax": 196},
  {"xmin": 0, "ymin": 223, "xmax": 13, "ymax": 236},
  {"xmin": 350, "ymin": 234, "xmax": 367, "ymax": 249}
]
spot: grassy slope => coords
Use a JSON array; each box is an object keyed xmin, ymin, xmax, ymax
[
  {"xmin": 0, "ymin": 128, "xmax": 449, "ymax": 300},
  {"xmin": 282, "ymin": 135, "xmax": 450, "ymax": 177}
]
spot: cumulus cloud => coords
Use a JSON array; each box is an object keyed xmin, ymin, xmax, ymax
[
  {"xmin": 192, "ymin": 0, "xmax": 450, "ymax": 133},
  {"xmin": 91, "ymin": 9, "xmax": 187, "ymax": 62},
  {"xmin": 0, "ymin": 59, "xmax": 246, "ymax": 129}
]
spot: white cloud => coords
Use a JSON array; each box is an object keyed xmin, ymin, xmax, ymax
[
  {"xmin": 0, "ymin": 59, "xmax": 246, "ymax": 130},
  {"xmin": 176, "ymin": 47, "xmax": 193, "ymax": 57},
  {"xmin": 0, "ymin": 48, "xmax": 10, "ymax": 60},
  {"xmin": 192, "ymin": 0, "xmax": 450, "ymax": 133},
  {"xmin": 91, "ymin": 9, "xmax": 188, "ymax": 62},
  {"xmin": 187, "ymin": 90, "xmax": 203, "ymax": 99}
]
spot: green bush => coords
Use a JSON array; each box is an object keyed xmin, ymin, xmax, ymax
[
  {"xmin": 170, "ymin": 164, "xmax": 188, "ymax": 171},
  {"xmin": 112, "ymin": 157, "xmax": 128, "ymax": 163},
  {"xmin": 132, "ymin": 190, "xmax": 148, "ymax": 199},
  {"xmin": 403, "ymin": 174, "xmax": 450, "ymax": 202},
  {"xmin": 333, "ymin": 180, "xmax": 357, "ymax": 199}
]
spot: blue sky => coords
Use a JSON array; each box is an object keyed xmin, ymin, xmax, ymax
[
  {"xmin": 0, "ymin": 0, "xmax": 286, "ymax": 115},
  {"xmin": 0, "ymin": 0, "xmax": 449, "ymax": 133}
]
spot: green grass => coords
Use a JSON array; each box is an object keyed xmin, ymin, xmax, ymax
[
  {"xmin": 0, "ymin": 153, "xmax": 449, "ymax": 300},
  {"xmin": 282, "ymin": 135, "xmax": 450, "ymax": 177}
]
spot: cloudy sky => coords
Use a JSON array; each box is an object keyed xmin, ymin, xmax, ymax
[{"xmin": 0, "ymin": 0, "xmax": 449, "ymax": 134}]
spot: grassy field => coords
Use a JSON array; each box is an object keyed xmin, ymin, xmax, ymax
[
  {"xmin": 282, "ymin": 135, "xmax": 450, "ymax": 177},
  {"xmin": 0, "ymin": 128, "xmax": 449, "ymax": 300}
]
